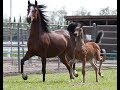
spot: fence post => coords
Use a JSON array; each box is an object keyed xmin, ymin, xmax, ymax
[
  {"xmin": 21, "ymin": 26, "xmax": 25, "ymax": 57},
  {"xmin": 17, "ymin": 23, "xmax": 20, "ymax": 73},
  {"xmin": 92, "ymin": 23, "xmax": 96, "ymax": 41},
  {"xmin": 58, "ymin": 57, "xmax": 60, "ymax": 71}
]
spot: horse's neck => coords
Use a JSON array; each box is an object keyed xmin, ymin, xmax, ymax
[
  {"xmin": 76, "ymin": 36, "xmax": 85, "ymax": 48},
  {"xmin": 30, "ymin": 21, "xmax": 43, "ymax": 39}
]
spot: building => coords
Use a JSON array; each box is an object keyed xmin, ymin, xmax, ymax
[
  {"xmin": 64, "ymin": 15, "xmax": 117, "ymax": 26},
  {"xmin": 64, "ymin": 15, "xmax": 117, "ymax": 55}
]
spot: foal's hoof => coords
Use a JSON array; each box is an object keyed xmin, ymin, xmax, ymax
[{"xmin": 22, "ymin": 73, "xmax": 28, "ymax": 80}]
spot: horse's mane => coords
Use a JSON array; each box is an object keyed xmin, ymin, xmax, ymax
[
  {"xmin": 37, "ymin": 5, "xmax": 49, "ymax": 32},
  {"xmin": 67, "ymin": 22, "xmax": 78, "ymax": 33},
  {"xmin": 28, "ymin": 3, "xmax": 49, "ymax": 32}
]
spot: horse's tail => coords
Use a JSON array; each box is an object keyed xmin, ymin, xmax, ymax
[{"xmin": 95, "ymin": 30, "xmax": 104, "ymax": 43}]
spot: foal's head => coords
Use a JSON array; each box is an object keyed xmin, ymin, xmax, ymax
[{"xmin": 74, "ymin": 24, "xmax": 84, "ymax": 39}]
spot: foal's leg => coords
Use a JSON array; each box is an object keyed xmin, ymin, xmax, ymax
[
  {"xmin": 96, "ymin": 50, "xmax": 104, "ymax": 77},
  {"xmin": 90, "ymin": 59, "xmax": 98, "ymax": 82},
  {"xmin": 98, "ymin": 59, "xmax": 104, "ymax": 77},
  {"xmin": 82, "ymin": 59, "xmax": 86, "ymax": 83},
  {"xmin": 21, "ymin": 51, "xmax": 33, "ymax": 80},
  {"xmin": 59, "ymin": 54, "xmax": 74, "ymax": 80}
]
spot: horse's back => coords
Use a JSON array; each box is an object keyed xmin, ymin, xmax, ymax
[
  {"xmin": 86, "ymin": 42, "xmax": 100, "ymax": 50},
  {"xmin": 45, "ymin": 31, "xmax": 69, "ymax": 57}
]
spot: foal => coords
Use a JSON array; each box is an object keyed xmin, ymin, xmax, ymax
[{"xmin": 70, "ymin": 25, "xmax": 105, "ymax": 83}]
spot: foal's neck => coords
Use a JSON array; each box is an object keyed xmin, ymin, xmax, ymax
[{"xmin": 76, "ymin": 36, "xmax": 85, "ymax": 48}]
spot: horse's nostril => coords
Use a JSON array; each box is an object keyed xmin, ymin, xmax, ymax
[
  {"xmin": 26, "ymin": 17, "xmax": 31, "ymax": 23},
  {"xmin": 74, "ymin": 33, "xmax": 77, "ymax": 37}
]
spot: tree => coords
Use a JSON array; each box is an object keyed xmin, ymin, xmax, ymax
[
  {"xmin": 56, "ymin": 7, "xmax": 67, "ymax": 25},
  {"xmin": 99, "ymin": 7, "xmax": 117, "ymax": 15},
  {"xmin": 72, "ymin": 7, "xmax": 91, "ymax": 16},
  {"xmin": 48, "ymin": 7, "xmax": 67, "ymax": 25}
]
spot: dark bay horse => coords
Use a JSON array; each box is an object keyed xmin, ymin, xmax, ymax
[
  {"xmin": 70, "ymin": 24, "xmax": 105, "ymax": 83},
  {"xmin": 21, "ymin": 0, "xmax": 75, "ymax": 82},
  {"xmin": 54, "ymin": 22, "xmax": 79, "ymax": 77}
]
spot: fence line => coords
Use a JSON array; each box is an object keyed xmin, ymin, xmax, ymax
[{"xmin": 3, "ymin": 22, "xmax": 117, "ymax": 73}]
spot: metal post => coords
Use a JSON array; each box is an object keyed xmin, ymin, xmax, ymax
[
  {"xmin": 58, "ymin": 57, "xmax": 60, "ymax": 71},
  {"xmin": 92, "ymin": 23, "xmax": 96, "ymax": 41},
  {"xmin": 21, "ymin": 25, "xmax": 24, "ymax": 57},
  {"xmin": 17, "ymin": 23, "xmax": 20, "ymax": 73}
]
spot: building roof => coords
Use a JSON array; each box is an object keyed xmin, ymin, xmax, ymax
[{"xmin": 64, "ymin": 15, "xmax": 117, "ymax": 21}]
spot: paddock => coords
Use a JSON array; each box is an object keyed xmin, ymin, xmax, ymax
[
  {"xmin": 3, "ymin": 22, "xmax": 117, "ymax": 75},
  {"xmin": 3, "ymin": 22, "xmax": 117, "ymax": 90}
]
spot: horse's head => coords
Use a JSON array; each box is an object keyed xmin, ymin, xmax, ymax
[
  {"xmin": 74, "ymin": 24, "xmax": 84, "ymax": 37},
  {"xmin": 67, "ymin": 22, "xmax": 78, "ymax": 33},
  {"xmin": 27, "ymin": 0, "xmax": 39, "ymax": 23}
]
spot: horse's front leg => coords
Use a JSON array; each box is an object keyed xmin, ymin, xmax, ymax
[
  {"xmin": 21, "ymin": 51, "xmax": 33, "ymax": 80},
  {"xmin": 82, "ymin": 59, "xmax": 86, "ymax": 83},
  {"xmin": 41, "ymin": 57, "xmax": 46, "ymax": 82}
]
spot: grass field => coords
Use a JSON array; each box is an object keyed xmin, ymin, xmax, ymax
[{"xmin": 3, "ymin": 69, "xmax": 117, "ymax": 90}]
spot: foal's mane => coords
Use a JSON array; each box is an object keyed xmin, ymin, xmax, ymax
[{"xmin": 29, "ymin": 3, "xmax": 49, "ymax": 32}]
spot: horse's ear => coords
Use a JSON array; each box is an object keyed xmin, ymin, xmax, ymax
[
  {"xmin": 28, "ymin": 0, "xmax": 30, "ymax": 5},
  {"xmin": 81, "ymin": 24, "xmax": 83, "ymax": 28},
  {"xmin": 77, "ymin": 23, "xmax": 82, "ymax": 28},
  {"xmin": 35, "ymin": 0, "xmax": 37, "ymax": 6}
]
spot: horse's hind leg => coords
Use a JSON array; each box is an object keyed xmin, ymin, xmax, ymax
[
  {"xmin": 59, "ymin": 54, "xmax": 74, "ymax": 80},
  {"xmin": 66, "ymin": 55, "xmax": 78, "ymax": 77},
  {"xmin": 98, "ymin": 59, "xmax": 104, "ymax": 77},
  {"xmin": 96, "ymin": 49, "xmax": 105, "ymax": 77},
  {"xmin": 41, "ymin": 57, "xmax": 46, "ymax": 82},
  {"xmin": 21, "ymin": 51, "xmax": 33, "ymax": 80},
  {"xmin": 73, "ymin": 63, "xmax": 78, "ymax": 77},
  {"xmin": 90, "ymin": 59, "xmax": 98, "ymax": 82}
]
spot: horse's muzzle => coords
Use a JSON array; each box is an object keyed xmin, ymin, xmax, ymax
[
  {"xmin": 73, "ymin": 33, "xmax": 77, "ymax": 37},
  {"xmin": 26, "ymin": 17, "xmax": 31, "ymax": 24}
]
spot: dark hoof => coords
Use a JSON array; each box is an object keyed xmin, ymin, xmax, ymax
[
  {"xmin": 22, "ymin": 73, "xmax": 28, "ymax": 80},
  {"xmin": 101, "ymin": 75, "xmax": 104, "ymax": 78},
  {"xmin": 74, "ymin": 74, "xmax": 78, "ymax": 77},
  {"xmin": 73, "ymin": 70, "xmax": 79, "ymax": 77}
]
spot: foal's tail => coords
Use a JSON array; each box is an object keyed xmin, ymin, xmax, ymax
[{"xmin": 95, "ymin": 30, "xmax": 104, "ymax": 43}]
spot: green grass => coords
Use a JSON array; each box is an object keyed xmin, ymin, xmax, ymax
[{"xmin": 3, "ymin": 69, "xmax": 117, "ymax": 90}]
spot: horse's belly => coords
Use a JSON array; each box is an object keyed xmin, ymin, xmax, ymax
[{"xmin": 46, "ymin": 45, "xmax": 66, "ymax": 58}]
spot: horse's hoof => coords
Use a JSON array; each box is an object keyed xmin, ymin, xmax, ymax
[
  {"xmin": 73, "ymin": 70, "xmax": 79, "ymax": 77},
  {"xmin": 74, "ymin": 74, "xmax": 78, "ymax": 77},
  {"xmin": 101, "ymin": 75, "xmax": 104, "ymax": 78},
  {"xmin": 22, "ymin": 73, "xmax": 28, "ymax": 80},
  {"xmin": 70, "ymin": 79, "xmax": 74, "ymax": 82}
]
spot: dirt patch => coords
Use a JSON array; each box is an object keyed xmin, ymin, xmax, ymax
[{"xmin": 3, "ymin": 59, "xmax": 117, "ymax": 76}]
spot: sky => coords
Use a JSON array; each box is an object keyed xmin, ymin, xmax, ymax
[{"xmin": 3, "ymin": 0, "xmax": 117, "ymax": 21}]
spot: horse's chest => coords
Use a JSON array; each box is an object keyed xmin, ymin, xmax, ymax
[{"xmin": 27, "ymin": 39, "xmax": 45, "ymax": 53}]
